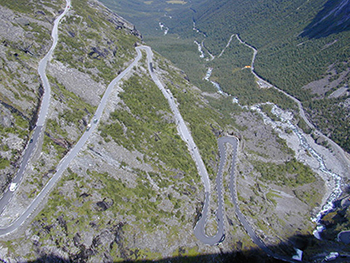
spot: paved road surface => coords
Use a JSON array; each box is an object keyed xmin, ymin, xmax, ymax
[
  {"xmin": 192, "ymin": 135, "xmax": 298, "ymax": 261},
  {"xmin": 0, "ymin": 33, "xmax": 142, "ymax": 238},
  {"xmin": 0, "ymin": 0, "xmax": 71, "ymax": 214},
  {"xmin": 0, "ymin": 26, "xmax": 303, "ymax": 260},
  {"xmin": 0, "ymin": 44, "xmax": 211, "ymax": 236},
  {"xmin": 0, "ymin": 5, "xmax": 341, "ymax": 261},
  {"xmin": 194, "ymin": 137, "xmax": 238, "ymax": 245},
  {"xmin": 0, "ymin": 43, "xmax": 211, "ymax": 238},
  {"xmin": 0, "ymin": 126, "xmax": 42, "ymax": 214},
  {"xmin": 226, "ymin": 132, "xmax": 299, "ymax": 262},
  {"xmin": 140, "ymin": 45, "xmax": 233, "ymax": 245},
  {"xmin": 227, "ymin": 135, "xmax": 272, "ymax": 254},
  {"xmin": 37, "ymin": 0, "xmax": 71, "ymax": 127}
]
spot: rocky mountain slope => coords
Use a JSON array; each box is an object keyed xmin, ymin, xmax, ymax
[
  {"xmin": 0, "ymin": 0, "xmax": 60, "ymax": 196},
  {"xmin": 0, "ymin": 0, "xmax": 349, "ymax": 262}
]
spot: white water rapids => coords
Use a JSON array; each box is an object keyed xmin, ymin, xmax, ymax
[
  {"xmin": 191, "ymin": 17, "xmax": 346, "ymax": 239},
  {"xmin": 203, "ymin": 67, "xmax": 226, "ymax": 95},
  {"xmin": 251, "ymin": 104, "xmax": 343, "ymax": 239}
]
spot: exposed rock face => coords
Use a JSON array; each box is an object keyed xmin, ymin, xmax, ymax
[
  {"xmin": 47, "ymin": 61, "xmax": 106, "ymax": 107},
  {"xmin": 95, "ymin": 197, "xmax": 114, "ymax": 211}
]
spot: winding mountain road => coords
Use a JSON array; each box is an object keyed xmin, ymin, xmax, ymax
[
  {"xmin": 194, "ymin": 137, "xmax": 237, "ymax": 245},
  {"xmin": 0, "ymin": 41, "xmax": 213, "ymax": 239},
  {"xmin": 0, "ymin": 25, "xmax": 277, "ymax": 256},
  {"xmin": 0, "ymin": 6, "xmax": 315, "ymax": 262},
  {"xmin": 0, "ymin": 127, "xmax": 42, "ymax": 214},
  {"xmin": 0, "ymin": 44, "xmax": 144, "ymax": 237},
  {"xmin": 0, "ymin": 33, "xmax": 241, "ymax": 250},
  {"xmin": 141, "ymin": 46, "xmax": 263, "ymax": 249},
  {"xmin": 0, "ymin": 0, "xmax": 71, "ymax": 215},
  {"xmin": 225, "ymin": 136, "xmax": 274, "ymax": 255}
]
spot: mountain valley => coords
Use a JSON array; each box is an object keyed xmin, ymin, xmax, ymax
[{"xmin": 0, "ymin": 0, "xmax": 350, "ymax": 262}]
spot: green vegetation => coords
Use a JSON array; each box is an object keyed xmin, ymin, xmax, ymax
[
  {"xmin": 293, "ymin": 188, "xmax": 321, "ymax": 208},
  {"xmin": 25, "ymin": 22, "xmax": 51, "ymax": 45},
  {"xmin": 40, "ymin": 75, "xmax": 96, "ymax": 161},
  {"xmin": 99, "ymin": 52, "xmax": 231, "ymax": 182},
  {"xmin": 1, "ymin": 0, "xmax": 338, "ymax": 260},
  {"xmin": 306, "ymin": 96, "xmax": 350, "ymax": 152},
  {"xmin": 318, "ymin": 204, "xmax": 350, "ymax": 241},
  {"xmin": 0, "ymin": 41, "xmax": 40, "ymax": 110},
  {"xmin": 266, "ymin": 191, "xmax": 280, "ymax": 206},
  {"xmin": 0, "ymin": 0, "xmax": 35, "ymax": 13},
  {"xmin": 297, "ymin": 117, "xmax": 312, "ymax": 134},
  {"xmin": 42, "ymin": 134, "xmax": 67, "ymax": 157},
  {"xmin": 90, "ymin": 170, "xmax": 169, "ymax": 228},
  {"xmin": 253, "ymin": 158, "xmax": 316, "ymax": 187},
  {"xmin": 191, "ymin": 0, "xmax": 350, "ymax": 152},
  {"xmin": 0, "ymin": 112, "xmax": 29, "ymax": 140},
  {"xmin": 0, "ymin": 0, "xmax": 61, "ymax": 22},
  {"xmin": 0, "ymin": 156, "xmax": 10, "ymax": 169},
  {"xmin": 190, "ymin": 0, "xmax": 348, "ymax": 96},
  {"xmin": 29, "ymin": 156, "xmax": 198, "ymax": 260},
  {"xmin": 103, "ymin": 0, "xmax": 350, "ymax": 153},
  {"xmin": 149, "ymin": 37, "xmax": 214, "ymax": 92},
  {"xmin": 155, "ymin": 56, "xmax": 226, "ymax": 174},
  {"xmin": 259, "ymin": 104, "xmax": 279, "ymax": 122},
  {"xmin": 172, "ymin": 246, "xmax": 199, "ymax": 258},
  {"xmin": 99, "ymin": 0, "xmax": 201, "ymax": 36},
  {"xmin": 100, "ymin": 73, "xmax": 198, "ymax": 179}
]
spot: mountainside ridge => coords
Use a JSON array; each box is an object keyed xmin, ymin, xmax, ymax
[
  {"xmin": 302, "ymin": 0, "xmax": 350, "ymax": 38},
  {"xmin": 1, "ymin": 0, "xmax": 350, "ymax": 262}
]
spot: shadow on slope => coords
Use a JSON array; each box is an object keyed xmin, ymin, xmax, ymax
[
  {"xmin": 301, "ymin": 0, "xmax": 350, "ymax": 38},
  {"xmin": 19, "ymin": 233, "xmax": 340, "ymax": 263}
]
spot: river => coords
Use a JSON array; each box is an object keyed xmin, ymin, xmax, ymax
[
  {"xmin": 270, "ymin": 105, "xmax": 343, "ymax": 237},
  {"xmin": 192, "ymin": 22, "xmax": 349, "ymax": 246}
]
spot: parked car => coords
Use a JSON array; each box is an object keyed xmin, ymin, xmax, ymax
[{"xmin": 9, "ymin": 183, "xmax": 17, "ymax": 192}]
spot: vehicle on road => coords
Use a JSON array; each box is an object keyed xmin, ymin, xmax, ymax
[
  {"xmin": 9, "ymin": 183, "xmax": 17, "ymax": 192},
  {"xmin": 30, "ymin": 138, "xmax": 33, "ymax": 143},
  {"xmin": 325, "ymin": 252, "xmax": 339, "ymax": 261},
  {"xmin": 86, "ymin": 123, "xmax": 91, "ymax": 131},
  {"xmin": 93, "ymin": 118, "xmax": 98, "ymax": 124}
]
